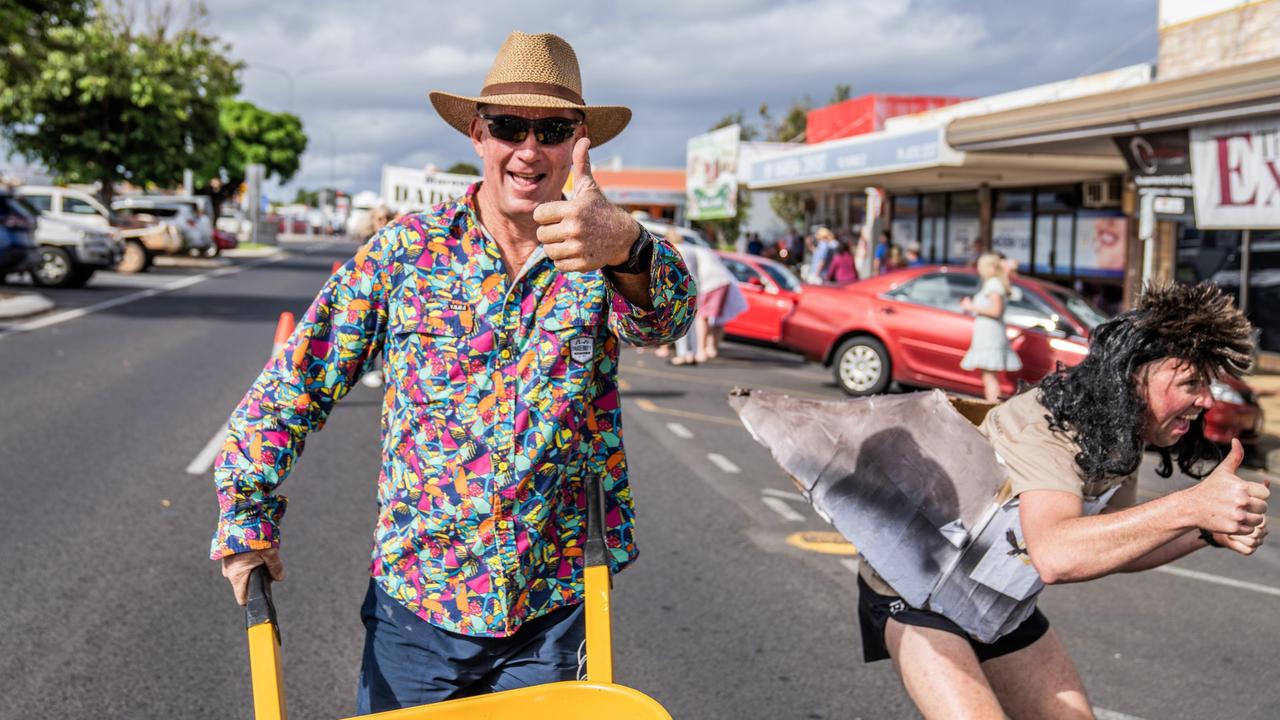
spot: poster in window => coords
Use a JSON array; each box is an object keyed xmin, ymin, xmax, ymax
[
  {"xmin": 1074, "ymin": 212, "xmax": 1127, "ymax": 277},
  {"xmin": 991, "ymin": 215, "xmax": 1032, "ymax": 267},
  {"xmin": 948, "ymin": 217, "xmax": 980, "ymax": 263}
]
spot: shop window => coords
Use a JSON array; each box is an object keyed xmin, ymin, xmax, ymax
[
  {"xmin": 1035, "ymin": 186, "xmax": 1077, "ymax": 213},
  {"xmin": 994, "ymin": 190, "xmax": 1032, "ymax": 214},
  {"xmin": 889, "ymin": 194, "xmax": 919, "ymax": 252},
  {"xmin": 993, "ymin": 189, "xmax": 1033, "ymax": 268},
  {"xmin": 947, "ymin": 191, "xmax": 980, "ymax": 263}
]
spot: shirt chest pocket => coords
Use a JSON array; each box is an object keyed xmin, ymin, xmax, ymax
[
  {"xmin": 537, "ymin": 306, "xmax": 606, "ymax": 387},
  {"xmin": 388, "ymin": 309, "xmax": 473, "ymax": 404}
]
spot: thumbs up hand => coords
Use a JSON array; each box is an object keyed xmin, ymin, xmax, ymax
[
  {"xmin": 1187, "ymin": 439, "xmax": 1269, "ymax": 537},
  {"xmin": 532, "ymin": 137, "xmax": 642, "ymax": 273}
]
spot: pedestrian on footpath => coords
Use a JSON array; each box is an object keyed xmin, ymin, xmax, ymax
[
  {"xmin": 823, "ymin": 236, "xmax": 858, "ymax": 285},
  {"xmin": 960, "ymin": 252, "xmax": 1022, "ymax": 402},
  {"xmin": 858, "ymin": 282, "xmax": 1267, "ymax": 719},
  {"xmin": 210, "ymin": 30, "xmax": 694, "ymax": 713}
]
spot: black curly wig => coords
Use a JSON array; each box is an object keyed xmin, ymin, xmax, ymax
[{"xmin": 1037, "ymin": 282, "xmax": 1254, "ymax": 483}]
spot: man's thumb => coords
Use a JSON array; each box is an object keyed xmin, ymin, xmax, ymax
[
  {"xmin": 571, "ymin": 137, "xmax": 594, "ymax": 198},
  {"xmin": 1223, "ymin": 438, "xmax": 1245, "ymax": 472}
]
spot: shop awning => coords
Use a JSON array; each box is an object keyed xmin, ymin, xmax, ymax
[
  {"xmin": 947, "ymin": 56, "xmax": 1280, "ymax": 152},
  {"xmin": 742, "ymin": 126, "xmax": 1124, "ymax": 193}
]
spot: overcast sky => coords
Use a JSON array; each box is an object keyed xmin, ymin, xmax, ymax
[{"xmin": 173, "ymin": 1, "xmax": 1160, "ymax": 198}]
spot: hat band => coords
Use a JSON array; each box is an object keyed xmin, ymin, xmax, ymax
[{"xmin": 481, "ymin": 81, "xmax": 584, "ymax": 106}]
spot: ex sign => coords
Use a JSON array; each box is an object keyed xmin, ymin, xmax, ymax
[{"xmin": 1191, "ymin": 118, "xmax": 1280, "ymax": 229}]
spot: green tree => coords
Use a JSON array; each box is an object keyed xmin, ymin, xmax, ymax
[
  {"xmin": 0, "ymin": 1, "xmax": 240, "ymax": 206},
  {"xmin": 445, "ymin": 162, "xmax": 480, "ymax": 176},
  {"xmin": 198, "ymin": 99, "xmax": 306, "ymax": 219},
  {"xmin": 0, "ymin": 0, "xmax": 90, "ymax": 84}
]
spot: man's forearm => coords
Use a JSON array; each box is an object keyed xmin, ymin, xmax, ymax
[
  {"xmin": 605, "ymin": 268, "xmax": 653, "ymax": 310},
  {"xmin": 1115, "ymin": 528, "xmax": 1205, "ymax": 573}
]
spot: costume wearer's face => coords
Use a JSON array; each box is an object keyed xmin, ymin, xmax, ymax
[
  {"xmin": 469, "ymin": 104, "xmax": 585, "ymax": 223},
  {"xmin": 1138, "ymin": 357, "xmax": 1215, "ymax": 447}
]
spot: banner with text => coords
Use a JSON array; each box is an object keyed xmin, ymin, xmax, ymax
[
  {"xmin": 1190, "ymin": 118, "xmax": 1280, "ymax": 229},
  {"xmin": 686, "ymin": 125, "xmax": 741, "ymax": 221}
]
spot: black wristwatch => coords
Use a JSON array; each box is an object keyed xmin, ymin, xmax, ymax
[
  {"xmin": 1198, "ymin": 528, "xmax": 1223, "ymax": 548},
  {"xmin": 603, "ymin": 225, "xmax": 654, "ymax": 275}
]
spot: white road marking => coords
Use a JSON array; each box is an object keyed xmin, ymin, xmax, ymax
[
  {"xmin": 1154, "ymin": 565, "xmax": 1280, "ymax": 598},
  {"xmin": 762, "ymin": 487, "xmax": 807, "ymax": 503},
  {"xmin": 186, "ymin": 425, "xmax": 228, "ymax": 475},
  {"xmin": 0, "ymin": 252, "xmax": 286, "ymax": 341},
  {"xmin": 762, "ymin": 496, "xmax": 806, "ymax": 522},
  {"xmin": 665, "ymin": 422, "xmax": 694, "ymax": 439},
  {"xmin": 706, "ymin": 453, "xmax": 741, "ymax": 474},
  {"xmin": 840, "ymin": 558, "xmax": 860, "ymax": 575},
  {"xmin": 1094, "ymin": 708, "xmax": 1146, "ymax": 720}
]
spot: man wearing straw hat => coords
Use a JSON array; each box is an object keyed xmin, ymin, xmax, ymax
[{"xmin": 211, "ymin": 31, "xmax": 694, "ymax": 711}]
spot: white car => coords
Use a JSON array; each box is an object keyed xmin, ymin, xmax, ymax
[
  {"xmin": 21, "ymin": 202, "xmax": 124, "ymax": 288},
  {"xmin": 216, "ymin": 207, "xmax": 252, "ymax": 243},
  {"xmin": 637, "ymin": 218, "xmax": 709, "ymax": 247},
  {"xmin": 112, "ymin": 198, "xmax": 212, "ymax": 254},
  {"xmin": 18, "ymin": 185, "xmax": 183, "ymax": 272}
]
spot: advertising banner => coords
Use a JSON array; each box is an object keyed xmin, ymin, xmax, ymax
[
  {"xmin": 1190, "ymin": 118, "xmax": 1280, "ymax": 229},
  {"xmin": 991, "ymin": 215, "xmax": 1032, "ymax": 267},
  {"xmin": 1073, "ymin": 212, "xmax": 1128, "ymax": 277},
  {"xmin": 686, "ymin": 125, "xmax": 741, "ymax": 221},
  {"xmin": 381, "ymin": 166, "xmax": 480, "ymax": 211}
]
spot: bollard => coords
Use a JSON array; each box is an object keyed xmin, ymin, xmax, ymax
[{"xmin": 271, "ymin": 312, "xmax": 296, "ymax": 361}]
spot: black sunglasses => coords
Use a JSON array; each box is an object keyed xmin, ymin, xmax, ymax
[{"xmin": 479, "ymin": 114, "xmax": 581, "ymax": 145}]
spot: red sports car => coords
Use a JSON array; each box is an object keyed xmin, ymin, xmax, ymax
[
  {"xmin": 716, "ymin": 251, "xmax": 803, "ymax": 345},
  {"xmin": 782, "ymin": 265, "xmax": 1101, "ymax": 399}
]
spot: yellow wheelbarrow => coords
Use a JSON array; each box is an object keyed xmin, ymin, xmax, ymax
[{"xmin": 242, "ymin": 472, "xmax": 672, "ymax": 719}]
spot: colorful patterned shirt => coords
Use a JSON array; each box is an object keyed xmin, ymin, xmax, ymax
[{"xmin": 211, "ymin": 183, "xmax": 694, "ymax": 636}]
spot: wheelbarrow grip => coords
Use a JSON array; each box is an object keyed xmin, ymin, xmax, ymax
[
  {"xmin": 246, "ymin": 564, "xmax": 281, "ymax": 643},
  {"xmin": 583, "ymin": 474, "xmax": 610, "ymax": 570}
]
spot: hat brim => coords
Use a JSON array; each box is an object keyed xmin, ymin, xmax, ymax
[{"xmin": 429, "ymin": 91, "xmax": 631, "ymax": 147}]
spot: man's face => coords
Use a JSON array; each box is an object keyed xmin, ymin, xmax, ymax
[
  {"xmin": 469, "ymin": 105, "xmax": 584, "ymax": 222},
  {"xmin": 1139, "ymin": 357, "xmax": 1215, "ymax": 447}
]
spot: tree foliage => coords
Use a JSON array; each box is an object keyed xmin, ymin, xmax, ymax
[
  {"xmin": 0, "ymin": 0, "xmax": 90, "ymax": 84},
  {"xmin": 198, "ymin": 98, "xmax": 306, "ymax": 218},
  {"xmin": 0, "ymin": 2, "xmax": 240, "ymax": 205}
]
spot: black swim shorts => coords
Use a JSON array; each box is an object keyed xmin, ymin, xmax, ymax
[{"xmin": 857, "ymin": 575, "xmax": 1050, "ymax": 663}]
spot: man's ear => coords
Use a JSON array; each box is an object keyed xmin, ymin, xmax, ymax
[{"xmin": 469, "ymin": 116, "xmax": 486, "ymax": 157}]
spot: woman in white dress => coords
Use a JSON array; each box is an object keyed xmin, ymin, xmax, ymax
[{"xmin": 960, "ymin": 253, "xmax": 1022, "ymax": 402}]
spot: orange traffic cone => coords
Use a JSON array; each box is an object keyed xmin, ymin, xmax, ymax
[{"xmin": 271, "ymin": 312, "xmax": 296, "ymax": 361}]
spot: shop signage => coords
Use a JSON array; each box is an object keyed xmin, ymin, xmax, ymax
[
  {"xmin": 744, "ymin": 129, "xmax": 941, "ymax": 187},
  {"xmin": 686, "ymin": 125, "xmax": 741, "ymax": 221},
  {"xmin": 1116, "ymin": 130, "xmax": 1192, "ymax": 189},
  {"xmin": 1190, "ymin": 118, "xmax": 1280, "ymax": 228},
  {"xmin": 381, "ymin": 166, "xmax": 480, "ymax": 210},
  {"xmin": 1152, "ymin": 196, "xmax": 1186, "ymax": 215}
]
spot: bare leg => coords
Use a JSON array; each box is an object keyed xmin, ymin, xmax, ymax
[
  {"xmin": 983, "ymin": 629, "xmax": 1094, "ymax": 720},
  {"xmin": 694, "ymin": 316, "xmax": 710, "ymax": 363},
  {"xmin": 884, "ymin": 619, "xmax": 1004, "ymax": 720},
  {"xmin": 981, "ymin": 370, "xmax": 1001, "ymax": 402}
]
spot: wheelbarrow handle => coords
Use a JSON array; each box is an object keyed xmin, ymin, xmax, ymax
[{"xmin": 246, "ymin": 564, "xmax": 282, "ymax": 643}]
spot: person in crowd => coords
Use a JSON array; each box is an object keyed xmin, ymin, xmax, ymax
[
  {"xmin": 859, "ymin": 281, "xmax": 1265, "ymax": 720},
  {"xmin": 210, "ymin": 31, "xmax": 693, "ymax": 712},
  {"xmin": 871, "ymin": 230, "xmax": 892, "ymax": 275},
  {"xmin": 905, "ymin": 242, "xmax": 925, "ymax": 266},
  {"xmin": 884, "ymin": 243, "xmax": 907, "ymax": 273},
  {"xmin": 665, "ymin": 227, "xmax": 702, "ymax": 365},
  {"xmin": 823, "ymin": 236, "xmax": 858, "ymax": 285},
  {"xmin": 960, "ymin": 253, "xmax": 1022, "ymax": 402},
  {"xmin": 854, "ymin": 226, "xmax": 874, "ymax": 280},
  {"xmin": 746, "ymin": 232, "xmax": 764, "ymax": 256},
  {"xmin": 805, "ymin": 227, "xmax": 837, "ymax": 284}
]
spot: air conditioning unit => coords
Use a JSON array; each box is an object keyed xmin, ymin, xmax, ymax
[{"xmin": 1081, "ymin": 180, "xmax": 1122, "ymax": 208}]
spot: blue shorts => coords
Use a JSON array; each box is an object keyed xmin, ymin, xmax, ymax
[{"xmin": 355, "ymin": 579, "xmax": 586, "ymax": 713}]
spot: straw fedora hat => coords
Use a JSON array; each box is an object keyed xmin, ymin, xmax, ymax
[{"xmin": 429, "ymin": 31, "xmax": 632, "ymax": 147}]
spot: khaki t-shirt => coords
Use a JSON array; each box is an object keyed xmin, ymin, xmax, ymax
[{"xmin": 860, "ymin": 390, "xmax": 1137, "ymax": 597}]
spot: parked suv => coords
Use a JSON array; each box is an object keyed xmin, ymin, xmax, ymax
[
  {"xmin": 112, "ymin": 197, "xmax": 212, "ymax": 255},
  {"xmin": 0, "ymin": 186, "xmax": 39, "ymax": 279},
  {"xmin": 18, "ymin": 185, "xmax": 182, "ymax": 273},
  {"xmin": 22, "ymin": 197, "xmax": 124, "ymax": 288}
]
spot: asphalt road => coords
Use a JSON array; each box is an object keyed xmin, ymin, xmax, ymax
[{"xmin": 1, "ymin": 237, "xmax": 1278, "ymax": 719}]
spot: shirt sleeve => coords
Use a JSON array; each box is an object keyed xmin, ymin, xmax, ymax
[
  {"xmin": 606, "ymin": 231, "xmax": 696, "ymax": 347},
  {"xmin": 982, "ymin": 395, "xmax": 1086, "ymax": 499},
  {"xmin": 209, "ymin": 234, "xmax": 392, "ymax": 559}
]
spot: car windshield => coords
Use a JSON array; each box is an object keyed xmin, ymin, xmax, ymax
[
  {"xmin": 1, "ymin": 194, "xmax": 36, "ymax": 220},
  {"xmin": 759, "ymin": 261, "xmax": 801, "ymax": 292},
  {"xmin": 116, "ymin": 206, "xmax": 180, "ymax": 218},
  {"xmin": 1047, "ymin": 288, "xmax": 1109, "ymax": 331}
]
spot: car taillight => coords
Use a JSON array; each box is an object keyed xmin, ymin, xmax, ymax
[{"xmin": 186, "ymin": 218, "xmax": 197, "ymax": 227}]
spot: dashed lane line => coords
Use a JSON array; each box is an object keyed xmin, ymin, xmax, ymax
[
  {"xmin": 0, "ymin": 252, "xmax": 287, "ymax": 341},
  {"xmin": 1094, "ymin": 708, "xmax": 1146, "ymax": 720},
  {"xmin": 707, "ymin": 453, "xmax": 742, "ymax": 474},
  {"xmin": 631, "ymin": 398, "xmax": 742, "ymax": 427},
  {"xmin": 187, "ymin": 425, "xmax": 228, "ymax": 475},
  {"xmin": 762, "ymin": 496, "xmax": 806, "ymax": 522},
  {"xmin": 762, "ymin": 487, "xmax": 807, "ymax": 503},
  {"xmin": 665, "ymin": 422, "xmax": 694, "ymax": 439},
  {"xmin": 1153, "ymin": 565, "xmax": 1280, "ymax": 598},
  {"xmin": 622, "ymin": 364, "xmax": 830, "ymax": 400}
]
